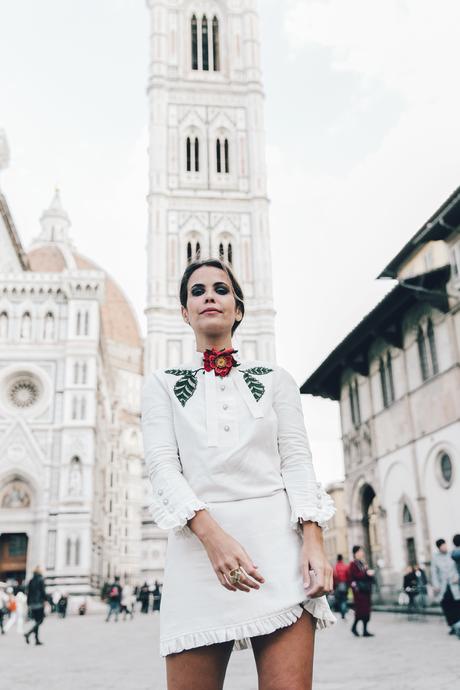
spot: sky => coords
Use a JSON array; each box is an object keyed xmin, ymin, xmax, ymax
[{"xmin": 1, "ymin": 0, "xmax": 460, "ymax": 485}]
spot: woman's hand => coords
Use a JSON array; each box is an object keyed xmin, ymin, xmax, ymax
[
  {"xmin": 189, "ymin": 510, "xmax": 265, "ymax": 593},
  {"xmin": 301, "ymin": 521, "xmax": 333, "ymax": 598}
]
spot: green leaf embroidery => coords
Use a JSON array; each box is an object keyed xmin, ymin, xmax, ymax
[
  {"xmin": 165, "ymin": 370, "xmax": 199, "ymax": 406},
  {"xmin": 165, "ymin": 369, "xmax": 192, "ymax": 377},
  {"xmin": 242, "ymin": 371, "xmax": 266, "ymax": 402},
  {"xmin": 243, "ymin": 367, "xmax": 273, "ymax": 376}
]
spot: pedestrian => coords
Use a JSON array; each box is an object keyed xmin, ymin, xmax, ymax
[
  {"xmin": 403, "ymin": 564, "xmax": 428, "ymax": 612},
  {"xmin": 431, "ymin": 538, "xmax": 460, "ymax": 636},
  {"xmin": 3, "ymin": 588, "xmax": 17, "ymax": 633},
  {"xmin": 452, "ymin": 535, "xmax": 460, "ymax": 579},
  {"xmin": 348, "ymin": 545, "xmax": 375, "ymax": 637},
  {"xmin": 141, "ymin": 259, "xmax": 336, "ymax": 688},
  {"xmin": 138, "ymin": 582, "xmax": 150, "ymax": 614},
  {"xmin": 105, "ymin": 576, "xmax": 122, "ymax": 622},
  {"xmin": 15, "ymin": 587, "xmax": 27, "ymax": 634},
  {"xmin": 0, "ymin": 584, "xmax": 8, "ymax": 635},
  {"xmin": 57, "ymin": 593, "xmax": 68, "ymax": 618},
  {"xmin": 333, "ymin": 555, "xmax": 349, "ymax": 620},
  {"xmin": 121, "ymin": 583, "xmax": 135, "ymax": 620},
  {"xmin": 152, "ymin": 581, "xmax": 161, "ymax": 613},
  {"xmin": 24, "ymin": 566, "xmax": 47, "ymax": 646}
]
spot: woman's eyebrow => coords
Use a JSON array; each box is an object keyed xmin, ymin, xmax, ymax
[{"xmin": 190, "ymin": 281, "xmax": 230, "ymax": 289}]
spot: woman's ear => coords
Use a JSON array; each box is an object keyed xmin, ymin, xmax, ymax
[{"xmin": 181, "ymin": 306, "xmax": 190, "ymax": 324}]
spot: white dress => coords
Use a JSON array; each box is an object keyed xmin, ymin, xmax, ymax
[{"xmin": 141, "ymin": 349, "xmax": 336, "ymax": 657}]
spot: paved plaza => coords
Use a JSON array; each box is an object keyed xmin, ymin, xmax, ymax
[{"xmin": 1, "ymin": 610, "xmax": 459, "ymax": 690}]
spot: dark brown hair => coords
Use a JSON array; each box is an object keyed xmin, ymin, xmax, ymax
[{"xmin": 179, "ymin": 259, "xmax": 245, "ymax": 335}]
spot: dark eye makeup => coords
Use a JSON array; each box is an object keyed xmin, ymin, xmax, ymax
[{"xmin": 190, "ymin": 282, "xmax": 230, "ymax": 296}]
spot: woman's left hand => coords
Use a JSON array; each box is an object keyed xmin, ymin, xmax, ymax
[{"xmin": 301, "ymin": 522, "xmax": 334, "ymax": 598}]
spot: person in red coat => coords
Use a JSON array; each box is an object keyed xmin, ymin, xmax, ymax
[{"xmin": 348, "ymin": 545, "xmax": 375, "ymax": 637}]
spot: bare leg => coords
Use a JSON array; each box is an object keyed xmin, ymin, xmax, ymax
[
  {"xmin": 166, "ymin": 641, "xmax": 234, "ymax": 690},
  {"xmin": 252, "ymin": 611, "xmax": 316, "ymax": 690}
]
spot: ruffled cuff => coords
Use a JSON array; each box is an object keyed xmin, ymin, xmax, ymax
[
  {"xmin": 148, "ymin": 497, "xmax": 209, "ymax": 537},
  {"xmin": 287, "ymin": 482, "xmax": 336, "ymax": 533}
]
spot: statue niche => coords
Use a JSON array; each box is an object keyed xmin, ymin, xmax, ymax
[
  {"xmin": 1, "ymin": 480, "xmax": 32, "ymax": 509},
  {"xmin": 68, "ymin": 456, "xmax": 83, "ymax": 497}
]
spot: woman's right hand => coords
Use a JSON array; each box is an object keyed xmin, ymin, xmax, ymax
[{"xmin": 189, "ymin": 510, "xmax": 265, "ymax": 593}]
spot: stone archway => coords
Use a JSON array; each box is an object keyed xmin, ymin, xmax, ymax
[{"xmin": 360, "ymin": 483, "xmax": 380, "ymax": 568}]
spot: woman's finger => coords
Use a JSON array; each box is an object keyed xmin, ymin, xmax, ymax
[
  {"xmin": 240, "ymin": 559, "xmax": 265, "ymax": 586},
  {"xmin": 218, "ymin": 570, "xmax": 237, "ymax": 592}
]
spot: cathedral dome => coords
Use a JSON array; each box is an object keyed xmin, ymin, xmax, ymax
[{"xmin": 27, "ymin": 244, "xmax": 142, "ymax": 349}]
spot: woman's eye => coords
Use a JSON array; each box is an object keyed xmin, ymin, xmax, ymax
[
  {"xmin": 191, "ymin": 287, "xmax": 204, "ymax": 296},
  {"xmin": 216, "ymin": 286, "xmax": 229, "ymax": 294}
]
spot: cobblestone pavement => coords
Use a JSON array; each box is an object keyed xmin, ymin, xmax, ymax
[{"xmin": 1, "ymin": 610, "xmax": 459, "ymax": 690}]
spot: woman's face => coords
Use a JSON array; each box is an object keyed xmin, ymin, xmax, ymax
[{"xmin": 181, "ymin": 265, "xmax": 242, "ymax": 339}]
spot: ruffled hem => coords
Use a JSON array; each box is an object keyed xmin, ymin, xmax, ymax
[
  {"xmin": 148, "ymin": 499, "xmax": 209, "ymax": 536},
  {"xmin": 290, "ymin": 489, "xmax": 336, "ymax": 533},
  {"xmin": 160, "ymin": 598, "xmax": 336, "ymax": 656}
]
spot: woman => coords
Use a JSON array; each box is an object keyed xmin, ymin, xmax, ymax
[
  {"xmin": 348, "ymin": 546, "xmax": 375, "ymax": 637},
  {"xmin": 142, "ymin": 259, "xmax": 336, "ymax": 690}
]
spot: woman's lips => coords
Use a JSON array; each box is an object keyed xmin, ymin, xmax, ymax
[{"xmin": 201, "ymin": 309, "xmax": 221, "ymax": 315}]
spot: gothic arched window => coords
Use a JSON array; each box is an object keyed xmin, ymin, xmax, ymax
[
  {"xmin": 84, "ymin": 311, "xmax": 90, "ymax": 336},
  {"xmin": 196, "ymin": 242, "xmax": 201, "ymax": 260},
  {"xmin": 82, "ymin": 363, "xmax": 87, "ymax": 385},
  {"xmin": 349, "ymin": 380, "xmax": 361, "ymax": 428},
  {"xmin": 427, "ymin": 319, "xmax": 438, "ymax": 375},
  {"xmin": 191, "ymin": 15, "xmax": 198, "ymax": 70},
  {"xmin": 219, "ymin": 243, "xmax": 224, "ymax": 261},
  {"xmin": 186, "ymin": 137, "xmax": 191, "ymax": 171},
  {"xmin": 43, "ymin": 312, "xmax": 54, "ymax": 340},
  {"xmin": 228, "ymin": 242, "xmax": 233, "ymax": 265},
  {"xmin": 187, "ymin": 241, "xmax": 192, "ymax": 265},
  {"xmin": 75, "ymin": 538, "xmax": 81, "ymax": 566},
  {"xmin": 387, "ymin": 352, "xmax": 395, "ymax": 402},
  {"xmin": 194, "ymin": 137, "xmax": 200, "ymax": 172},
  {"xmin": 76, "ymin": 311, "xmax": 81, "ymax": 336},
  {"xmin": 417, "ymin": 326, "xmax": 429, "ymax": 382},
  {"xmin": 216, "ymin": 138, "xmax": 222, "ymax": 173},
  {"xmin": 71, "ymin": 397, "xmax": 78, "ymax": 420},
  {"xmin": 202, "ymin": 16, "xmax": 209, "ymax": 71},
  {"xmin": 0, "ymin": 312, "xmax": 8, "ymax": 339},
  {"xmin": 20, "ymin": 312, "xmax": 32, "ymax": 340},
  {"xmin": 81, "ymin": 397, "xmax": 86, "ymax": 420},
  {"xmin": 73, "ymin": 362, "xmax": 80, "ymax": 384},
  {"xmin": 212, "ymin": 16, "xmax": 220, "ymax": 71},
  {"xmin": 402, "ymin": 504, "xmax": 413, "ymax": 524},
  {"xmin": 224, "ymin": 138, "xmax": 230, "ymax": 173},
  {"xmin": 379, "ymin": 358, "xmax": 388, "ymax": 408},
  {"xmin": 66, "ymin": 538, "xmax": 72, "ymax": 566}
]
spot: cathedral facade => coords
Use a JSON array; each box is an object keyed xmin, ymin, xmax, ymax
[{"xmin": 0, "ymin": 149, "xmax": 144, "ymax": 592}]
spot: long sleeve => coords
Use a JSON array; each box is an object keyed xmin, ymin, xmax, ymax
[
  {"xmin": 273, "ymin": 366, "xmax": 335, "ymax": 531},
  {"xmin": 141, "ymin": 372, "xmax": 208, "ymax": 534}
]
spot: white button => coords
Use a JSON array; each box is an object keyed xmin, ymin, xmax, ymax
[
  {"xmin": 158, "ymin": 489, "xmax": 164, "ymax": 496},
  {"xmin": 223, "ymin": 404, "xmax": 229, "ymax": 410},
  {"xmin": 224, "ymin": 425, "xmax": 230, "ymax": 432},
  {"xmin": 163, "ymin": 499, "xmax": 169, "ymax": 505},
  {"xmin": 220, "ymin": 385, "xmax": 226, "ymax": 391},
  {"xmin": 316, "ymin": 492, "xmax": 322, "ymax": 499}
]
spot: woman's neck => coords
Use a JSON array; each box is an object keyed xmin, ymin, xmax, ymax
[{"xmin": 195, "ymin": 336, "xmax": 233, "ymax": 353}]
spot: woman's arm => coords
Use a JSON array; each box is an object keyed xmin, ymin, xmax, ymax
[
  {"xmin": 273, "ymin": 367, "xmax": 335, "ymax": 597},
  {"xmin": 141, "ymin": 372, "xmax": 209, "ymax": 534}
]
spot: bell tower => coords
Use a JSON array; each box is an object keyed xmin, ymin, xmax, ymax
[{"xmin": 145, "ymin": 0, "xmax": 276, "ymax": 372}]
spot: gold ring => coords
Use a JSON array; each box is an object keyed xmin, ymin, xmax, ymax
[{"xmin": 228, "ymin": 567, "xmax": 243, "ymax": 584}]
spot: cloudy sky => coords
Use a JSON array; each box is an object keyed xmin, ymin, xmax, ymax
[{"xmin": 1, "ymin": 0, "xmax": 460, "ymax": 484}]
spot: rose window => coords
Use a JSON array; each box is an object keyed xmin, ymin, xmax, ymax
[{"xmin": 8, "ymin": 379, "xmax": 39, "ymax": 408}]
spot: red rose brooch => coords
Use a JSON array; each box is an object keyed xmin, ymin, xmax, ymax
[{"xmin": 203, "ymin": 347, "xmax": 239, "ymax": 378}]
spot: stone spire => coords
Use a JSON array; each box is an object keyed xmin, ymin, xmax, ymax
[{"xmin": 38, "ymin": 188, "xmax": 72, "ymax": 243}]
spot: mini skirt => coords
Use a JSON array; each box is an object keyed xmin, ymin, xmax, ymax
[{"xmin": 159, "ymin": 489, "xmax": 336, "ymax": 656}]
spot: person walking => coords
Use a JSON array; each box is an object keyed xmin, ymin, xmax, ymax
[
  {"xmin": 15, "ymin": 587, "xmax": 27, "ymax": 635},
  {"xmin": 333, "ymin": 555, "xmax": 349, "ymax": 620},
  {"xmin": 24, "ymin": 566, "xmax": 47, "ymax": 646},
  {"xmin": 105, "ymin": 576, "xmax": 122, "ymax": 622},
  {"xmin": 152, "ymin": 581, "xmax": 162, "ymax": 613},
  {"xmin": 121, "ymin": 583, "xmax": 135, "ymax": 620},
  {"xmin": 141, "ymin": 259, "xmax": 336, "ymax": 690},
  {"xmin": 139, "ymin": 582, "xmax": 150, "ymax": 614},
  {"xmin": 403, "ymin": 564, "xmax": 428, "ymax": 613},
  {"xmin": 431, "ymin": 538, "xmax": 460, "ymax": 636},
  {"xmin": 452, "ymin": 535, "xmax": 460, "ymax": 579},
  {"xmin": 348, "ymin": 545, "xmax": 375, "ymax": 637}
]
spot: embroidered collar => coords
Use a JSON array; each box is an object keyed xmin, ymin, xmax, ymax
[{"xmin": 165, "ymin": 349, "xmax": 273, "ymax": 408}]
